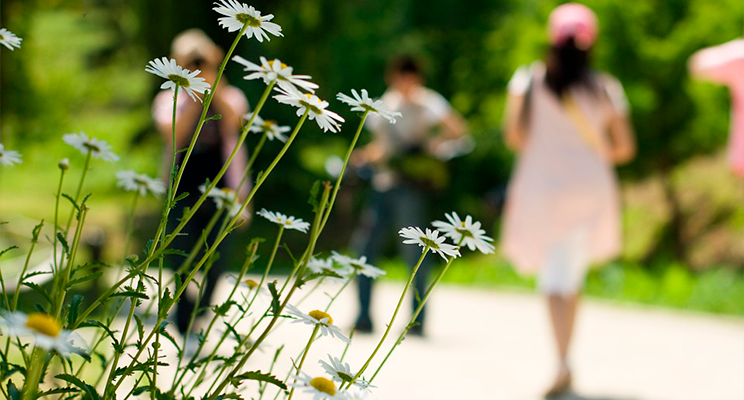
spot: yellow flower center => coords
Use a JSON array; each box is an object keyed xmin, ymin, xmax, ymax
[
  {"xmin": 25, "ymin": 313, "xmax": 62, "ymax": 338},
  {"xmin": 309, "ymin": 377, "xmax": 336, "ymax": 396},
  {"xmin": 167, "ymin": 74, "xmax": 191, "ymax": 88},
  {"xmin": 271, "ymin": 59, "xmax": 288, "ymax": 69},
  {"xmin": 420, "ymin": 236, "xmax": 439, "ymax": 249},
  {"xmin": 244, "ymin": 279, "xmax": 259, "ymax": 288},
  {"xmin": 308, "ymin": 310, "xmax": 333, "ymax": 324},
  {"xmin": 236, "ymin": 13, "xmax": 262, "ymax": 27}
]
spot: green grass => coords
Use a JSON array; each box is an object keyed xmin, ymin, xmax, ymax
[{"xmin": 379, "ymin": 255, "xmax": 744, "ymax": 316}]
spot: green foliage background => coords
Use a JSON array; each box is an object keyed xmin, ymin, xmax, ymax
[{"xmin": 1, "ymin": 0, "xmax": 743, "ymax": 312}]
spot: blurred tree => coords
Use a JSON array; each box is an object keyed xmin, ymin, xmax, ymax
[{"xmin": 2, "ymin": 0, "xmax": 742, "ymax": 267}]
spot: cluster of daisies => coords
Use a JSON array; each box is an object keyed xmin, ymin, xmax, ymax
[{"xmin": 145, "ymin": 1, "xmax": 401, "ymax": 139}]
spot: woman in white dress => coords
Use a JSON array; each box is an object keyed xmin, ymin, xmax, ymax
[{"xmin": 500, "ymin": 3, "xmax": 636, "ymax": 397}]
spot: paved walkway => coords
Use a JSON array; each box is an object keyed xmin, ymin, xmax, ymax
[{"xmin": 131, "ymin": 277, "xmax": 744, "ymax": 400}]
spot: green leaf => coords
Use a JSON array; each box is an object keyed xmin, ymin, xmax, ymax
[
  {"xmin": 7, "ymin": 381, "xmax": 20, "ymax": 400},
  {"xmin": 109, "ymin": 290, "xmax": 149, "ymax": 300},
  {"xmin": 157, "ymin": 321, "xmax": 180, "ymax": 354},
  {"xmin": 207, "ymin": 114, "xmax": 223, "ymax": 121},
  {"xmin": 296, "ymin": 270, "xmax": 343, "ymax": 288},
  {"xmin": 67, "ymin": 271, "xmax": 103, "ymax": 288},
  {"xmin": 23, "ymin": 282, "xmax": 52, "ymax": 306},
  {"xmin": 30, "ymin": 220, "xmax": 44, "ymax": 243},
  {"xmin": 307, "ymin": 180, "xmax": 321, "ymax": 212},
  {"xmin": 268, "ymin": 281, "xmax": 280, "ymax": 316},
  {"xmin": 230, "ymin": 371, "xmax": 287, "ymax": 390},
  {"xmin": 173, "ymin": 191, "xmax": 190, "ymax": 204},
  {"xmin": 222, "ymin": 321, "xmax": 242, "ymax": 343},
  {"xmin": 131, "ymin": 386, "xmax": 150, "ymax": 396},
  {"xmin": 61, "ymin": 194, "xmax": 79, "ymax": 213},
  {"xmin": 79, "ymin": 320, "xmax": 121, "ymax": 353},
  {"xmin": 38, "ymin": 387, "xmax": 79, "ymax": 397},
  {"xmin": 162, "ymin": 249, "xmax": 189, "ymax": 258},
  {"xmin": 0, "ymin": 245, "xmax": 18, "ymax": 259},
  {"xmin": 159, "ymin": 288, "xmax": 173, "ymax": 319},
  {"xmin": 67, "ymin": 294, "xmax": 83, "ymax": 327},
  {"xmin": 54, "ymin": 374, "xmax": 100, "ymax": 400},
  {"xmin": 134, "ymin": 315, "xmax": 145, "ymax": 347},
  {"xmin": 213, "ymin": 300, "xmax": 237, "ymax": 317}
]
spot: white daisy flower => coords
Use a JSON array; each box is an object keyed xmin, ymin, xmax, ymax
[
  {"xmin": 398, "ymin": 227, "xmax": 461, "ymax": 260},
  {"xmin": 0, "ymin": 143, "xmax": 22, "ymax": 166},
  {"xmin": 273, "ymin": 86, "xmax": 345, "ymax": 133},
  {"xmin": 213, "ymin": 1, "xmax": 283, "ymax": 42},
  {"xmin": 198, "ymin": 184, "xmax": 245, "ymax": 218},
  {"xmin": 246, "ymin": 113, "xmax": 291, "ymax": 142},
  {"xmin": 116, "ymin": 170, "xmax": 165, "ymax": 197},
  {"xmin": 257, "ymin": 208, "xmax": 310, "ymax": 233},
  {"xmin": 320, "ymin": 355, "xmax": 375, "ymax": 391},
  {"xmin": 432, "ymin": 212, "xmax": 495, "ymax": 254},
  {"xmin": 145, "ymin": 57, "xmax": 211, "ymax": 102},
  {"xmin": 337, "ymin": 89, "xmax": 402, "ymax": 124},
  {"xmin": 62, "ymin": 132, "xmax": 119, "ymax": 162},
  {"xmin": 284, "ymin": 304, "xmax": 350, "ymax": 343},
  {"xmin": 292, "ymin": 371, "xmax": 348, "ymax": 400},
  {"xmin": 0, "ymin": 28, "xmax": 22, "ymax": 50},
  {"xmin": 306, "ymin": 256, "xmax": 335, "ymax": 275},
  {"xmin": 0, "ymin": 312, "xmax": 87, "ymax": 357},
  {"xmin": 233, "ymin": 56, "xmax": 318, "ymax": 93},
  {"xmin": 331, "ymin": 252, "xmax": 386, "ymax": 279}
]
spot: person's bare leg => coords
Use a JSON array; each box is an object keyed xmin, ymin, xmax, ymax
[{"xmin": 546, "ymin": 293, "xmax": 579, "ymax": 396}]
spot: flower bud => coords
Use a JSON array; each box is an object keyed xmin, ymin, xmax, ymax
[{"xmin": 58, "ymin": 158, "xmax": 70, "ymax": 171}]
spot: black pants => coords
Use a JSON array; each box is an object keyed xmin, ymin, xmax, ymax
[
  {"xmin": 351, "ymin": 185, "xmax": 432, "ymax": 327},
  {"xmin": 168, "ymin": 199, "xmax": 224, "ymax": 335}
]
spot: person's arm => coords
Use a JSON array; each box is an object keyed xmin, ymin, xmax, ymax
[
  {"xmin": 217, "ymin": 86, "xmax": 250, "ymax": 200},
  {"xmin": 600, "ymin": 73, "xmax": 636, "ymax": 165},
  {"xmin": 503, "ymin": 93, "xmax": 527, "ymax": 152},
  {"xmin": 606, "ymin": 113, "xmax": 635, "ymax": 165},
  {"xmin": 154, "ymin": 91, "xmax": 203, "ymax": 150}
]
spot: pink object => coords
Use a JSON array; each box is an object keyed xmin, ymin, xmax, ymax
[
  {"xmin": 548, "ymin": 3, "xmax": 598, "ymax": 50},
  {"xmin": 501, "ymin": 63, "xmax": 627, "ymax": 272},
  {"xmin": 689, "ymin": 39, "xmax": 744, "ymax": 177}
]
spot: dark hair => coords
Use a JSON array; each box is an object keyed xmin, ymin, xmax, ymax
[
  {"xmin": 387, "ymin": 55, "xmax": 424, "ymax": 77},
  {"xmin": 544, "ymin": 37, "xmax": 599, "ymax": 97}
]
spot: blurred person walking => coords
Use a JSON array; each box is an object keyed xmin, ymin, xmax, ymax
[
  {"xmin": 351, "ymin": 56, "xmax": 467, "ymax": 335},
  {"xmin": 500, "ymin": 4, "xmax": 635, "ymax": 397},
  {"xmin": 689, "ymin": 39, "xmax": 744, "ymax": 177},
  {"xmin": 152, "ymin": 29, "xmax": 249, "ymax": 337}
]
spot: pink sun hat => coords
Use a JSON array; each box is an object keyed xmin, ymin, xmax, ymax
[{"xmin": 548, "ymin": 3, "xmax": 599, "ymax": 50}]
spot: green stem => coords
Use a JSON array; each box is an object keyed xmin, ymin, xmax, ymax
[
  {"xmin": 109, "ymin": 110, "xmax": 308, "ymax": 397},
  {"xmin": 237, "ymin": 130, "xmax": 268, "ymax": 195},
  {"xmin": 52, "ymin": 168, "xmax": 66, "ymax": 273},
  {"xmin": 286, "ymin": 325, "xmax": 320, "ymax": 400},
  {"xmin": 318, "ymin": 111, "xmax": 368, "ymax": 233},
  {"xmin": 54, "ymin": 205, "xmax": 88, "ymax": 318},
  {"xmin": 121, "ymin": 192, "xmax": 140, "ymax": 262},
  {"xmin": 71, "ymin": 78, "xmax": 275, "ymax": 329},
  {"xmin": 345, "ymin": 247, "xmax": 430, "ymax": 389},
  {"xmin": 11, "ymin": 221, "xmax": 43, "ymax": 311},
  {"xmin": 139, "ymin": 81, "xmax": 275, "ymax": 272},
  {"xmin": 64, "ymin": 150, "xmax": 91, "ymax": 235},
  {"xmin": 205, "ymin": 182, "xmax": 331, "ymax": 400},
  {"xmin": 369, "ymin": 250, "xmax": 459, "ymax": 382},
  {"xmin": 171, "ymin": 242, "xmax": 257, "ymax": 393},
  {"xmin": 103, "ymin": 281, "xmax": 139, "ymax": 399},
  {"xmin": 21, "ymin": 347, "xmax": 45, "ymax": 400}
]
